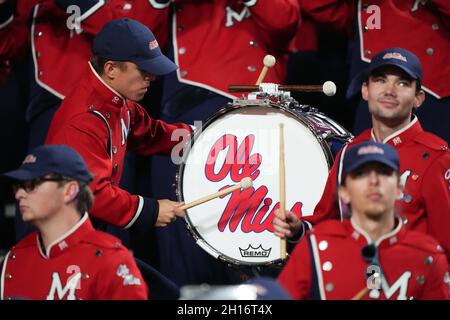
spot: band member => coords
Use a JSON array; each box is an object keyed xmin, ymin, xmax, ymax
[
  {"xmin": 1, "ymin": 145, "xmax": 148, "ymax": 300},
  {"xmin": 273, "ymin": 48, "xmax": 450, "ymax": 262},
  {"xmin": 278, "ymin": 141, "xmax": 449, "ymax": 300}
]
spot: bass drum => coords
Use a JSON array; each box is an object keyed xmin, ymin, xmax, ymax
[{"xmin": 176, "ymin": 101, "xmax": 352, "ymax": 266}]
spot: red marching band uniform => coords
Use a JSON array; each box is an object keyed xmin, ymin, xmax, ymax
[
  {"xmin": 45, "ymin": 62, "xmax": 191, "ymax": 229},
  {"xmin": 298, "ymin": 0, "xmax": 450, "ymax": 99},
  {"xmin": 170, "ymin": 0, "xmax": 300, "ymax": 99},
  {"xmin": 278, "ymin": 218, "xmax": 450, "ymax": 300},
  {"xmin": 1, "ymin": 214, "xmax": 148, "ymax": 300},
  {"xmin": 0, "ymin": 0, "xmax": 171, "ymax": 98},
  {"xmin": 309, "ymin": 118, "xmax": 450, "ymax": 262}
]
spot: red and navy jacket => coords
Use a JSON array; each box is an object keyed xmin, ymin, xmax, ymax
[
  {"xmin": 0, "ymin": 0, "xmax": 170, "ymax": 100},
  {"xmin": 45, "ymin": 62, "xmax": 191, "ymax": 231},
  {"xmin": 169, "ymin": 0, "xmax": 300, "ymax": 99},
  {"xmin": 1, "ymin": 214, "xmax": 148, "ymax": 300},
  {"xmin": 297, "ymin": 0, "xmax": 450, "ymax": 99},
  {"xmin": 279, "ymin": 218, "xmax": 449, "ymax": 300},
  {"xmin": 304, "ymin": 117, "xmax": 450, "ymax": 262}
]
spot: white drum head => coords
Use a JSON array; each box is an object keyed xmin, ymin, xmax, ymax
[{"xmin": 180, "ymin": 105, "xmax": 330, "ymax": 265}]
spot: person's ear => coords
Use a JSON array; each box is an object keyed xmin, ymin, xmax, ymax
[
  {"xmin": 103, "ymin": 61, "xmax": 117, "ymax": 79},
  {"xmin": 361, "ymin": 82, "xmax": 369, "ymax": 102},
  {"xmin": 65, "ymin": 182, "xmax": 79, "ymax": 203},
  {"xmin": 338, "ymin": 185, "xmax": 350, "ymax": 205},
  {"xmin": 413, "ymin": 89, "xmax": 425, "ymax": 110}
]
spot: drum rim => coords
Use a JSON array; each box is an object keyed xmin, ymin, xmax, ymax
[{"xmin": 175, "ymin": 102, "xmax": 341, "ymax": 266}]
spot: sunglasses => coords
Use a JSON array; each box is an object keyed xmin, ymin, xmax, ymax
[
  {"xmin": 362, "ymin": 242, "xmax": 384, "ymax": 281},
  {"xmin": 12, "ymin": 177, "xmax": 69, "ymax": 193},
  {"xmin": 361, "ymin": 243, "xmax": 377, "ymax": 264}
]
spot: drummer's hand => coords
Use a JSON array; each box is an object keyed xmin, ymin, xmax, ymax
[
  {"xmin": 155, "ymin": 200, "xmax": 185, "ymax": 227},
  {"xmin": 273, "ymin": 209, "xmax": 302, "ymax": 239}
]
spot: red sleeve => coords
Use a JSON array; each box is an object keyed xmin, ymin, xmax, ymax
[
  {"xmin": 299, "ymin": 0, "xmax": 355, "ymax": 32},
  {"xmin": 421, "ymin": 152, "xmax": 450, "ymax": 261},
  {"xmin": 46, "ymin": 114, "xmax": 154, "ymax": 228},
  {"xmin": 431, "ymin": 0, "xmax": 450, "ymax": 14},
  {"xmin": 126, "ymin": 104, "xmax": 192, "ymax": 157},
  {"xmin": 303, "ymin": 147, "xmax": 344, "ymax": 226},
  {"xmin": 96, "ymin": 249, "xmax": 149, "ymax": 300},
  {"xmin": 246, "ymin": 0, "xmax": 300, "ymax": 52},
  {"xmin": 420, "ymin": 252, "xmax": 450, "ymax": 299},
  {"xmin": 430, "ymin": 1, "xmax": 450, "ymax": 48},
  {"xmin": 277, "ymin": 235, "xmax": 312, "ymax": 300},
  {"xmin": 0, "ymin": 0, "xmax": 37, "ymax": 62}
]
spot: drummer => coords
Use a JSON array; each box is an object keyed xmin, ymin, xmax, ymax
[
  {"xmin": 45, "ymin": 19, "xmax": 190, "ymax": 253},
  {"xmin": 273, "ymin": 48, "xmax": 450, "ymax": 261}
]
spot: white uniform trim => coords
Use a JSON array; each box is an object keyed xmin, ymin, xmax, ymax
[
  {"xmin": 0, "ymin": 15, "xmax": 13, "ymax": 30},
  {"xmin": 370, "ymin": 116, "xmax": 418, "ymax": 143},
  {"xmin": 124, "ymin": 195, "xmax": 144, "ymax": 229},
  {"xmin": 0, "ymin": 251, "xmax": 11, "ymax": 300},
  {"xmin": 350, "ymin": 217, "xmax": 373, "ymax": 244},
  {"xmin": 357, "ymin": 1, "xmax": 369, "ymax": 64},
  {"xmin": 171, "ymin": 12, "xmax": 236, "ymax": 100},
  {"xmin": 310, "ymin": 234, "xmax": 326, "ymax": 300},
  {"xmin": 30, "ymin": 4, "xmax": 65, "ymax": 100},
  {"xmin": 374, "ymin": 217, "xmax": 403, "ymax": 247},
  {"xmin": 243, "ymin": 0, "xmax": 258, "ymax": 7},
  {"xmin": 88, "ymin": 61, "xmax": 125, "ymax": 104},
  {"xmin": 148, "ymin": 0, "xmax": 171, "ymax": 9},
  {"xmin": 92, "ymin": 110, "xmax": 113, "ymax": 159},
  {"xmin": 38, "ymin": 213, "xmax": 89, "ymax": 259},
  {"xmin": 420, "ymin": 85, "xmax": 441, "ymax": 99},
  {"xmin": 349, "ymin": 216, "xmax": 403, "ymax": 246},
  {"xmin": 381, "ymin": 117, "xmax": 418, "ymax": 143},
  {"xmin": 79, "ymin": 0, "xmax": 105, "ymax": 22}
]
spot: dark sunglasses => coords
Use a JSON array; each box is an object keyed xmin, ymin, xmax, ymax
[
  {"xmin": 361, "ymin": 243, "xmax": 377, "ymax": 263},
  {"xmin": 362, "ymin": 243, "xmax": 384, "ymax": 280},
  {"xmin": 12, "ymin": 177, "xmax": 69, "ymax": 193}
]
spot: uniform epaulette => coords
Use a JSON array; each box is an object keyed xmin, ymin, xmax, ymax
[
  {"xmin": 413, "ymin": 131, "xmax": 449, "ymax": 152},
  {"xmin": 401, "ymin": 230, "xmax": 446, "ymax": 255},
  {"xmin": 80, "ymin": 230, "xmax": 125, "ymax": 250},
  {"xmin": 311, "ymin": 220, "xmax": 347, "ymax": 237}
]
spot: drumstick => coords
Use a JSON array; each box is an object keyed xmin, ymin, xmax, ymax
[
  {"xmin": 279, "ymin": 123, "xmax": 287, "ymax": 260},
  {"xmin": 179, "ymin": 177, "xmax": 253, "ymax": 210},
  {"xmin": 351, "ymin": 287, "xmax": 369, "ymax": 300},
  {"xmin": 229, "ymin": 81, "xmax": 337, "ymax": 96},
  {"xmin": 255, "ymin": 55, "xmax": 276, "ymax": 85}
]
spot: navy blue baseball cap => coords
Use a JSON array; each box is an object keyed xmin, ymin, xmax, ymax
[
  {"xmin": 3, "ymin": 145, "xmax": 92, "ymax": 183},
  {"xmin": 346, "ymin": 48, "xmax": 422, "ymax": 98},
  {"xmin": 92, "ymin": 18, "xmax": 177, "ymax": 76},
  {"xmin": 342, "ymin": 141, "xmax": 400, "ymax": 178}
]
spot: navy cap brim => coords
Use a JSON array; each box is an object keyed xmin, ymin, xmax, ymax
[
  {"xmin": 3, "ymin": 168, "xmax": 45, "ymax": 181},
  {"xmin": 136, "ymin": 54, "xmax": 178, "ymax": 76},
  {"xmin": 346, "ymin": 61, "xmax": 420, "ymax": 99},
  {"xmin": 344, "ymin": 156, "xmax": 399, "ymax": 175}
]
